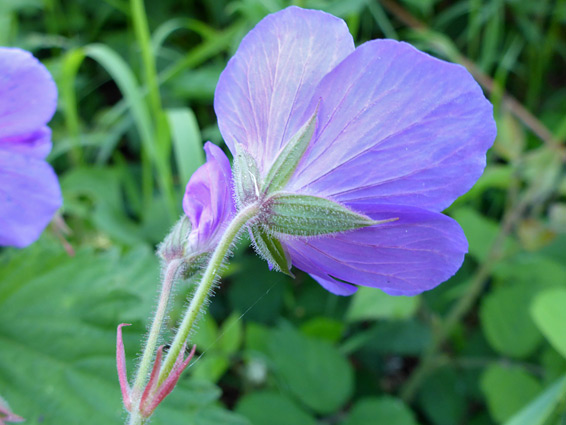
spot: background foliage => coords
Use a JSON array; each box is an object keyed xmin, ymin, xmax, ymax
[{"xmin": 1, "ymin": 0, "xmax": 566, "ymax": 424}]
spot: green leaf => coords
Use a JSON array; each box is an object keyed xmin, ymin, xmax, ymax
[
  {"xmin": 233, "ymin": 143, "xmax": 261, "ymax": 208},
  {"xmin": 236, "ymin": 391, "xmax": 317, "ymax": 425},
  {"xmin": 268, "ymin": 325, "xmax": 353, "ymax": 414},
  {"xmin": 218, "ymin": 312, "xmax": 244, "ymax": 355},
  {"xmin": 504, "ymin": 376, "xmax": 566, "ymax": 425},
  {"xmin": 341, "ymin": 397, "xmax": 418, "ymax": 425},
  {"xmin": 166, "ymin": 107, "xmax": 205, "ymax": 185},
  {"xmin": 346, "ymin": 287, "xmax": 419, "ymax": 322},
  {"xmin": 451, "ymin": 207, "xmax": 516, "ymax": 262},
  {"xmin": 0, "ymin": 243, "xmax": 228, "ymax": 424},
  {"xmin": 227, "ymin": 255, "xmax": 287, "ymax": 325},
  {"xmin": 249, "ymin": 225, "xmax": 293, "ymax": 276},
  {"xmin": 191, "ymin": 314, "xmax": 219, "ymax": 350},
  {"xmin": 300, "ymin": 317, "xmax": 345, "ymax": 343},
  {"xmin": 480, "ymin": 364, "xmax": 542, "ymax": 423},
  {"xmin": 261, "ymin": 108, "xmax": 317, "ymax": 194},
  {"xmin": 480, "ymin": 283, "xmax": 543, "ymax": 359},
  {"xmin": 190, "ymin": 353, "xmax": 230, "ymax": 383},
  {"xmin": 417, "ymin": 368, "xmax": 468, "ymax": 425},
  {"xmin": 265, "ymin": 193, "xmax": 384, "ymax": 236},
  {"xmin": 531, "ymin": 288, "xmax": 566, "ymax": 359}
]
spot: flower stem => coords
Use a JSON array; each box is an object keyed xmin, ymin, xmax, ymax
[
  {"xmin": 130, "ymin": 259, "xmax": 182, "ymax": 408},
  {"xmin": 156, "ymin": 203, "xmax": 259, "ymax": 386}
]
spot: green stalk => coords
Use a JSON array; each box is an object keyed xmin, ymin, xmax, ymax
[
  {"xmin": 157, "ymin": 203, "xmax": 260, "ymax": 386},
  {"xmin": 130, "ymin": 0, "xmax": 176, "ymax": 220},
  {"xmin": 127, "ymin": 258, "xmax": 182, "ymax": 425}
]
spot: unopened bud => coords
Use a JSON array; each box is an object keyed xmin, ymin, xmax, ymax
[{"xmin": 158, "ymin": 216, "xmax": 192, "ymax": 262}]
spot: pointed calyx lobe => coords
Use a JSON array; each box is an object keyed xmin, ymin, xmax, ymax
[
  {"xmin": 116, "ymin": 324, "xmax": 196, "ymax": 417},
  {"xmin": 214, "ymin": 6, "xmax": 496, "ymax": 295}
]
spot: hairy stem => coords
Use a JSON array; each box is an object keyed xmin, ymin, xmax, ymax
[
  {"xmin": 156, "ymin": 203, "xmax": 259, "ymax": 386},
  {"xmin": 128, "ymin": 258, "xmax": 182, "ymax": 423}
]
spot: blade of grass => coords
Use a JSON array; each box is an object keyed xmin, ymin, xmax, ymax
[
  {"xmin": 130, "ymin": 0, "xmax": 176, "ymax": 221},
  {"xmin": 166, "ymin": 108, "xmax": 205, "ymax": 186}
]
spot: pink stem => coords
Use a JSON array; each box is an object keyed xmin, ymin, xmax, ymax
[{"xmin": 116, "ymin": 323, "xmax": 132, "ymax": 411}]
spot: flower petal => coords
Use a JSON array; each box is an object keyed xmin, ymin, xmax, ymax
[
  {"xmin": 288, "ymin": 39, "xmax": 496, "ymax": 212},
  {"xmin": 214, "ymin": 6, "xmax": 354, "ymax": 175},
  {"xmin": 0, "ymin": 127, "xmax": 52, "ymax": 159},
  {"xmin": 0, "ymin": 149, "xmax": 62, "ymax": 247},
  {"xmin": 309, "ymin": 272, "xmax": 358, "ymax": 296},
  {"xmin": 0, "ymin": 48, "xmax": 57, "ymax": 142},
  {"xmin": 182, "ymin": 142, "xmax": 235, "ymax": 253},
  {"xmin": 284, "ymin": 204, "xmax": 468, "ymax": 296}
]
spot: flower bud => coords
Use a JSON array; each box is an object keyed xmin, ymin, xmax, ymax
[{"xmin": 157, "ymin": 215, "xmax": 192, "ymax": 263}]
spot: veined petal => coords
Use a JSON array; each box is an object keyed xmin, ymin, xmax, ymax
[
  {"xmin": 182, "ymin": 142, "xmax": 235, "ymax": 253},
  {"xmin": 0, "ymin": 48, "xmax": 57, "ymax": 142},
  {"xmin": 0, "ymin": 149, "xmax": 62, "ymax": 247},
  {"xmin": 288, "ymin": 39, "xmax": 496, "ymax": 212},
  {"xmin": 0, "ymin": 127, "xmax": 52, "ymax": 159},
  {"xmin": 309, "ymin": 272, "xmax": 358, "ymax": 296},
  {"xmin": 214, "ymin": 6, "xmax": 354, "ymax": 176},
  {"xmin": 284, "ymin": 205, "xmax": 468, "ymax": 296}
]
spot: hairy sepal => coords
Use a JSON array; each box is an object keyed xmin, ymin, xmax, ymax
[
  {"xmin": 261, "ymin": 107, "xmax": 318, "ymax": 195},
  {"xmin": 233, "ymin": 144, "xmax": 261, "ymax": 208},
  {"xmin": 250, "ymin": 225, "xmax": 294, "ymax": 277},
  {"xmin": 265, "ymin": 193, "xmax": 389, "ymax": 236}
]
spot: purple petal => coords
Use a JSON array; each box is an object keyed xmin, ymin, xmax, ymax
[
  {"xmin": 0, "ymin": 48, "xmax": 57, "ymax": 142},
  {"xmin": 182, "ymin": 142, "xmax": 235, "ymax": 253},
  {"xmin": 309, "ymin": 273, "xmax": 358, "ymax": 296},
  {"xmin": 1, "ymin": 127, "xmax": 52, "ymax": 159},
  {"xmin": 288, "ymin": 39, "xmax": 496, "ymax": 212},
  {"xmin": 214, "ymin": 6, "xmax": 354, "ymax": 176},
  {"xmin": 284, "ymin": 204, "xmax": 468, "ymax": 296},
  {"xmin": 0, "ymin": 149, "xmax": 62, "ymax": 247}
]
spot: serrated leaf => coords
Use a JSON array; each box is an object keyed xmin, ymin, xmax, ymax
[
  {"xmin": 249, "ymin": 225, "xmax": 293, "ymax": 276},
  {"xmin": 261, "ymin": 108, "xmax": 317, "ymax": 194},
  {"xmin": 0, "ymin": 243, "xmax": 227, "ymax": 424},
  {"xmin": 266, "ymin": 193, "xmax": 384, "ymax": 236}
]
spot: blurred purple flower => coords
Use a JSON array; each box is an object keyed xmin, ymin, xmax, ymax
[
  {"xmin": 188, "ymin": 7, "xmax": 495, "ymax": 296},
  {"xmin": 0, "ymin": 47, "xmax": 61, "ymax": 247},
  {"xmin": 182, "ymin": 142, "xmax": 235, "ymax": 254}
]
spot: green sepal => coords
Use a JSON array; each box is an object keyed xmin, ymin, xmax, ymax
[
  {"xmin": 265, "ymin": 193, "xmax": 394, "ymax": 236},
  {"xmin": 233, "ymin": 143, "xmax": 261, "ymax": 208},
  {"xmin": 250, "ymin": 225, "xmax": 294, "ymax": 277},
  {"xmin": 261, "ymin": 107, "xmax": 318, "ymax": 195}
]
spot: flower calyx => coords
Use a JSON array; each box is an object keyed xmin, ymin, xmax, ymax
[
  {"xmin": 116, "ymin": 324, "xmax": 197, "ymax": 417},
  {"xmin": 0, "ymin": 395, "xmax": 24, "ymax": 425}
]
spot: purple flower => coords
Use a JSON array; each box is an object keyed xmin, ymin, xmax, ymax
[
  {"xmin": 190, "ymin": 7, "xmax": 495, "ymax": 296},
  {"xmin": 182, "ymin": 142, "xmax": 235, "ymax": 254},
  {"xmin": 0, "ymin": 47, "xmax": 61, "ymax": 248}
]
